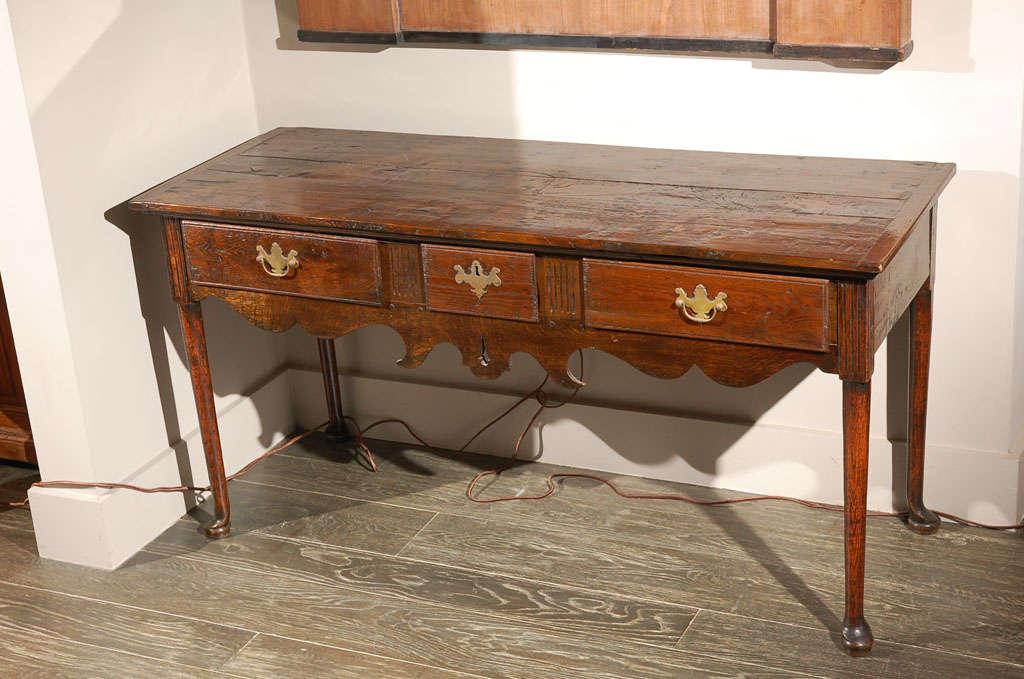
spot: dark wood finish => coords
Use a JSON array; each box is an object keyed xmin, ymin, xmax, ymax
[
  {"xmin": 193, "ymin": 285, "xmax": 836, "ymax": 389},
  {"xmin": 294, "ymin": 0, "xmax": 914, "ymax": 64},
  {"xmin": 906, "ymin": 286, "xmax": 940, "ymax": 535},
  {"xmin": 297, "ymin": 29, "xmax": 399, "ymax": 44},
  {"xmin": 0, "ymin": 406, "xmax": 33, "ymax": 465},
  {"xmin": 867, "ymin": 211, "xmax": 931, "ymax": 351},
  {"xmin": 178, "ymin": 302, "xmax": 230, "ymax": 539},
  {"xmin": 317, "ymin": 338, "xmax": 350, "ymax": 439},
  {"xmin": 583, "ymin": 259, "xmax": 829, "ymax": 351},
  {"xmin": 182, "ymin": 220, "xmax": 382, "ymax": 306},
  {"xmin": 0, "ymin": 276, "xmax": 33, "ymax": 464},
  {"xmin": 841, "ymin": 380, "xmax": 872, "ymax": 655},
  {"xmin": 387, "ymin": 242, "xmax": 425, "ymax": 306},
  {"xmin": 131, "ymin": 129, "xmax": 955, "ymax": 278},
  {"xmin": 162, "ymin": 216, "xmax": 192, "ymax": 304},
  {"xmin": 127, "ymin": 128, "xmax": 956, "ymax": 657},
  {"xmin": 836, "ymin": 281, "xmax": 873, "ymax": 383},
  {"xmin": 538, "ymin": 256, "xmax": 582, "ymax": 323},
  {"xmin": 422, "ymin": 245, "xmax": 538, "ymax": 323},
  {"xmin": 402, "ymin": 32, "xmax": 772, "ymax": 54},
  {"xmin": 772, "ymin": 41, "xmax": 912, "ymax": 63}
]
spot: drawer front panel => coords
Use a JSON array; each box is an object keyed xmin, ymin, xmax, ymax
[
  {"xmin": 583, "ymin": 259, "xmax": 828, "ymax": 351},
  {"xmin": 182, "ymin": 221, "xmax": 382, "ymax": 305},
  {"xmin": 422, "ymin": 245, "xmax": 538, "ymax": 322}
]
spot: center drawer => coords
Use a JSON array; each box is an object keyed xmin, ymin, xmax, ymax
[
  {"xmin": 583, "ymin": 259, "xmax": 829, "ymax": 351},
  {"xmin": 422, "ymin": 244, "xmax": 538, "ymax": 322},
  {"xmin": 182, "ymin": 221, "xmax": 383, "ymax": 306}
]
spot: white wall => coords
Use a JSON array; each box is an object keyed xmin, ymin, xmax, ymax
[
  {"xmin": 4, "ymin": 1, "xmax": 295, "ymax": 568},
  {"xmin": 0, "ymin": 0, "xmax": 93, "ymax": 510},
  {"xmin": 242, "ymin": 1, "xmax": 1024, "ymax": 524}
]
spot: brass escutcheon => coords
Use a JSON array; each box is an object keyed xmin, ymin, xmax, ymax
[
  {"xmin": 256, "ymin": 242, "xmax": 300, "ymax": 277},
  {"xmin": 675, "ymin": 284, "xmax": 728, "ymax": 323},
  {"xmin": 454, "ymin": 260, "xmax": 501, "ymax": 300}
]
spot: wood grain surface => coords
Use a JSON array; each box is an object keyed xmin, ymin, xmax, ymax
[
  {"xmin": 183, "ymin": 220, "xmax": 383, "ymax": 306},
  {"xmin": 0, "ymin": 276, "xmax": 34, "ymax": 463},
  {"xmin": 0, "ymin": 580, "xmax": 254, "ymax": 669},
  {"xmin": 398, "ymin": 0, "xmax": 772, "ymax": 39},
  {"xmin": 422, "ymin": 244, "xmax": 538, "ymax": 322},
  {"xmin": 296, "ymin": 0, "xmax": 399, "ymax": 33},
  {"xmin": 680, "ymin": 611, "xmax": 1024, "ymax": 679},
  {"xmin": 147, "ymin": 522, "xmax": 697, "ymax": 648},
  {"xmin": 294, "ymin": 0, "xmax": 913, "ymax": 63},
  {"xmin": 191, "ymin": 285, "xmax": 837, "ymax": 388},
  {"xmin": 867, "ymin": 209, "xmax": 931, "ymax": 351},
  {"xmin": 1, "ymin": 440, "xmax": 1022, "ymax": 676},
  {"xmin": 221, "ymin": 633, "xmax": 470, "ymax": 679},
  {"xmin": 583, "ymin": 259, "xmax": 829, "ymax": 351},
  {"xmin": 776, "ymin": 0, "xmax": 911, "ymax": 48},
  {"xmin": 129, "ymin": 128, "xmax": 955, "ymax": 277}
]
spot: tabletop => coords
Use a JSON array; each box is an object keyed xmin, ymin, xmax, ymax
[{"xmin": 129, "ymin": 127, "xmax": 955, "ymax": 278}]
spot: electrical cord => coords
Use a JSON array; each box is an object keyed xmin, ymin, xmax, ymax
[
  {"xmin": 340, "ymin": 352, "xmax": 1024, "ymax": 531},
  {"xmin": 2, "ymin": 354, "xmax": 1021, "ymax": 532},
  {"xmin": 0, "ymin": 425, "xmax": 329, "ymax": 509}
]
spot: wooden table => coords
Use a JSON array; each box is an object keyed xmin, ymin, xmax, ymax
[{"xmin": 128, "ymin": 128, "xmax": 955, "ymax": 655}]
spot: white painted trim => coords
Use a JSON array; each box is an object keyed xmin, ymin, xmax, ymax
[
  {"xmin": 289, "ymin": 368, "xmax": 1022, "ymax": 526},
  {"xmin": 28, "ymin": 370, "xmax": 295, "ymax": 570}
]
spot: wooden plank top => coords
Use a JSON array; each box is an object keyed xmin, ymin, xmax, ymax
[{"xmin": 128, "ymin": 127, "xmax": 954, "ymax": 277}]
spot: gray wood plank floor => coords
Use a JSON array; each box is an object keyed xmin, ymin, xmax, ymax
[{"xmin": 0, "ymin": 436, "xmax": 1021, "ymax": 678}]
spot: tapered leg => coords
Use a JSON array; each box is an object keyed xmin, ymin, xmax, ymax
[
  {"xmin": 906, "ymin": 286, "xmax": 941, "ymax": 534},
  {"xmin": 179, "ymin": 303, "xmax": 231, "ymax": 538},
  {"xmin": 317, "ymin": 338, "xmax": 350, "ymax": 438},
  {"xmin": 842, "ymin": 380, "xmax": 873, "ymax": 655}
]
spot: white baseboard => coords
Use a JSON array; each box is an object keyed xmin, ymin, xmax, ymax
[
  {"xmin": 28, "ymin": 370, "xmax": 295, "ymax": 570},
  {"xmin": 289, "ymin": 368, "xmax": 1022, "ymax": 526}
]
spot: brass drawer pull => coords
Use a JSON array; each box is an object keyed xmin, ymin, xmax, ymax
[
  {"xmin": 675, "ymin": 284, "xmax": 728, "ymax": 323},
  {"xmin": 256, "ymin": 242, "xmax": 300, "ymax": 277},
  {"xmin": 454, "ymin": 260, "xmax": 501, "ymax": 299}
]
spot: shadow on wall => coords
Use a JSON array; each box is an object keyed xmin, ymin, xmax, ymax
[
  {"xmin": 104, "ymin": 202, "xmax": 291, "ymax": 508},
  {"xmin": 8, "ymin": 0, "xmax": 287, "ymax": 515},
  {"xmin": 900, "ymin": 0, "xmax": 975, "ymax": 73},
  {"xmin": 751, "ymin": 0, "xmax": 974, "ymax": 74}
]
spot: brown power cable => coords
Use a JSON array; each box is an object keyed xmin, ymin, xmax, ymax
[
  {"xmin": 2, "ymin": 353, "xmax": 1022, "ymax": 531},
  {"xmin": 341, "ymin": 353, "xmax": 1023, "ymax": 531},
  {"xmin": 0, "ymin": 425, "xmax": 329, "ymax": 509}
]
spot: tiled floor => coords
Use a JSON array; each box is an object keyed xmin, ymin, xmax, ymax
[{"xmin": 0, "ymin": 435, "xmax": 1021, "ymax": 678}]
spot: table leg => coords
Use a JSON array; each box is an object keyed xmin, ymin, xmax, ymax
[
  {"xmin": 906, "ymin": 286, "xmax": 941, "ymax": 534},
  {"xmin": 317, "ymin": 337, "xmax": 351, "ymax": 438},
  {"xmin": 842, "ymin": 380, "xmax": 873, "ymax": 655},
  {"xmin": 179, "ymin": 302, "xmax": 231, "ymax": 538}
]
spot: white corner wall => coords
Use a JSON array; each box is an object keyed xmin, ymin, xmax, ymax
[
  {"xmin": 242, "ymin": 1, "xmax": 1024, "ymax": 525},
  {"xmin": 3, "ymin": 1, "xmax": 295, "ymax": 568}
]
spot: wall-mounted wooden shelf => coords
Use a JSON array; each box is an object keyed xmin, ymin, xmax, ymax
[{"xmin": 295, "ymin": 0, "xmax": 914, "ymax": 65}]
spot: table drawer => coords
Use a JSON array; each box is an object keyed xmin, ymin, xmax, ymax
[
  {"xmin": 583, "ymin": 259, "xmax": 829, "ymax": 351},
  {"xmin": 182, "ymin": 221, "xmax": 383, "ymax": 305},
  {"xmin": 422, "ymin": 245, "xmax": 538, "ymax": 322}
]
